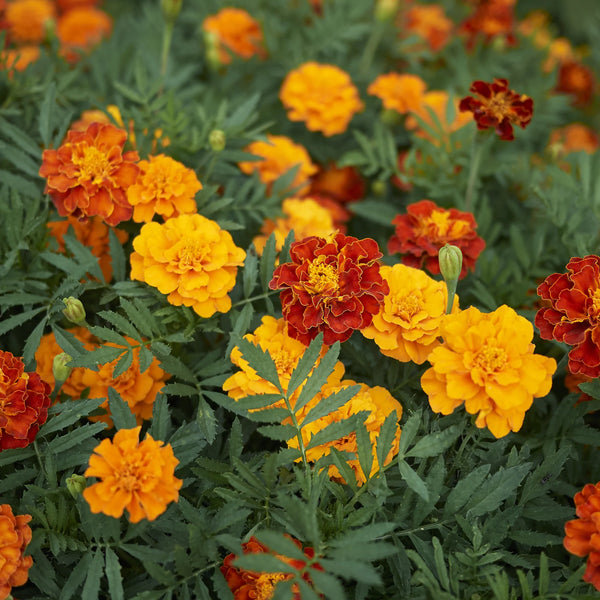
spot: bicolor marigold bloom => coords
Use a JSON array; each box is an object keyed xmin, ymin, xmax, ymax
[
  {"xmin": 202, "ymin": 8, "xmax": 266, "ymax": 64},
  {"xmin": 367, "ymin": 73, "xmax": 426, "ymax": 114},
  {"xmin": 56, "ymin": 6, "xmax": 112, "ymax": 62},
  {"xmin": 0, "ymin": 350, "xmax": 51, "ymax": 450},
  {"xmin": 290, "ymin": 380, "xmax": 403, "ymax": 485},
  {"xmin": 280, "ymin": 62, "xmax": 364, "ymax": 136},
  {"xmin": 127, "ymin": 154, "xmax": 202, "ymax": 223},
  {"xmin": 84, "ymin": 427, "xmax": 181, "ymax": 522},
  {"xmin": 422, "ymin": 305, "xmax": 556, "ymax": 438},
  {"xmin": 535, "ymin": 256, "xmax": 600, "ymax": 379},
  {"xmin": 361, "ymin": 264, "xmax": 459, "ymax": 364},
  {"xmin": 238, "ymin": 135, "xmax": 317, "ymax": 196},
  {"xmin": 460, "ymin": 0, "xmax": 516, "ymax": 48},
  {"xmin": 4, "ymin": 0, "xmax": 55, "ymax": 44},
  {"xmin": 388, "ymin": 200, "xmax": 485, "ymax": 279},
  {"xmin": 253, "ymin": 197, "xmax": 337, "ymax": 256},
  {"xmin": 39, "ymin": 122, "xmax": 140, "ymax": 226},
  {"xmin": 564, "ymin": 482, "xmax": 600, "ymax": 590},
  {"xmin": 0, "ymin": 504, "xmax": 33, "ymax": 599},
  {"xmin": 402, "ymin": 4, "xmax": 454, "ymax": 52},
  {"xmin": 548, "ymin": 124, "xmax": 599, "ymax": 157},
  {"xmin": 459, "ymin": 78, "xmax": 534, "ymax": 141},
  {"xmin": 270, "ymin": 234, "xmax": 389, "ymax": 346},
  {"xmin": 130, "ymin": 213, "xmax": 246, "ymax": 318},
  {"xmin": 1, "ymin": 45, "xmax": 41, "ymax": 72}
]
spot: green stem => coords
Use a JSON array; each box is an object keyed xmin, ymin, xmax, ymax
[
  {"xmin": 464, "ymin": 136, "xmax": 484, "ymax": 212},
  {"xmin": 445, "ymin": 279, "xmax": 457, "ymax": 315},
  {"xmin": 231, "ymin": 290, "xmax": 278, "ymax": 309},
  {"xmin": 359, "ymin": 20, "xmax": 385, "ymax": 77},
  {"xmin": 283, "ymin": 394, "xmax": 312, "ymax": 495},
  {"xmin": 160, "ymin": 21, "xmax": 174, "ymax": 80}
]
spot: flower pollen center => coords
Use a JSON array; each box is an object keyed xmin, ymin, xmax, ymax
[
  {"xmin": 273, "ymin": 349, "xmax": 295, "ymax": 377},
  {"xmin": 73, "ymin": 145, "xmax": 112, "ymax": 185},
  {"xmin": 306, "ymin": 257, "xmax": 339, "ymax": 295},
  {"xmin": 116, "ymin": 461, "xmax": 143, "ymax": 493},
  {"xmin": 255, "ymin": 572, "xmax": 288, "ymax": 600},
  {"xmin": 179, "ymin": 239, "xmax": 205, "ymax": 268},
  {"xmin": 481, "ymin": 93, "xmax": 511, "ymax": 121},
  {"xmin": 474, "ymin": 345, "xmax": 508, "ymax": 373},
  {"xmin": 589, "ymin": 288, "xmax": 600, "ymax": 318},
  {"xmin": 393, "ymin": 294, "xmax": 422, "ymax": 319}
]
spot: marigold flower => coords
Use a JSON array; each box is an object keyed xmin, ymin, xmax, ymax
[
  {"xmin": 127, "ymin": 154, "xmax": 202, "ymax": 223},
  {"xmin": 83, "ymin": 426, "xmax": 182, "ymax": 523},
  {"xmin": 4, "ymin": 0, "xmax": 55, "ymax": 44},
  {"xmin": 0, "ymin": 504, "xmax": 33, "ymax": 599},
  {"xmin": 361, "ymin": 264, "xmax": 458, "ymax": 364},
  {"xmin": 270, "ymin": 233, "xmax": 389, "ymax": 346},
  {"xmin": 459, "ymin": 78, "xmax": 534, "ymax": 141},
  {"xmin": 367, "ymin": 73, "xmax": 427, "ymax": 114},
  {"xmin": 130, "ymin": 213, "xmax": 246, "ymax": 318},
  {"xmin": 0, "ymin": 350, "xmax": 51, "ymax": 450},
  {"xmin": 388, "ymin": 200, "xmax": 485, "ymax": 279},
  {"xmin": 47, "ymin": 215, "xmax": 128, "ymax": 282},
  {"xmin": 57, "ymin": 0, "xmax": 100, "ymax": 10},
  {"xmin": 535, "ymin": 256, "xmax": 600, "ymax": 379},
  {"xmin": 202, "ymin": 8, "xmax": 266, "ymax": 64},
  {"xmin": 308, "ymin": 163, "xmax": 365, "ymax": 205},
  {"xmin": 422, "ymin": 305, "xmax": 556, "ymax": 438},
  {"xmin": 238, "ymin": 135, "xmax": 317, "ymax": 196},
  {"xmin": 289, "ymin": 380, "xmax": 403, "ymax": 485},
  {"xmin": 280, "ymin": 62, "xmax": 364, "ymax": 136},
  {"xmin": 403, "ymin": 4, "xmax": 454, "ymax": 52},
  {"xmin": 518, "ymin": 10, "xmax": 552, "ymax": 49},
  {"xmin": 253, "ymin": 197, "xmax": 337, "ymax": 256},
  {"xmin": 564, "ymin": 482, "xmax": 600, "ymax": 590},
  {"xmin": 1, "ymin": 45, "xmax": 41, "ymax": 72},
  {"xmin": 460, "ymin": 0, "xmax": 516, "ymax": 48},
  {"xmin": 39, "ymin": 122, "xmax": 140, "ymax": 226},
  {"xmin": 548, "ymin": 124, "xmax": 599, "ymax": 157},
  {"xmin": 56, "ymin": 6, "xmax": 112, "ymax": 62},
  {"xmin": 556, "ymin": 60, "xmax": 596, "ymax": 108}
]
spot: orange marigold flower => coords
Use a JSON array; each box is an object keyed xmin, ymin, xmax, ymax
[
  {"xmin": 421, "ymin": 305, "xmax": 556, "ymax": 438},
  {"xmin": 535, "ymin": 256, "xmax": 600, "ymax": 379},
  {"xmin": 308, "ymin": 162, "xmax": 365, "ymax": 204},
  {"xmin": 0, "ymin": 504, "xmax": 33, "ymax": 599},
  {"xmin": 253, "ymin": 197, "xmax": 337, "ymax": 256},
  {"xmin": 388, "ymin": 199, "xmax": 485, "ymax": 279},
  {"xmin": 289, "ymin": 379, "xmax": 403, "ymax": 485},
  {"xmin": 367, "ymin": 73, "xmax": 427, "ymax": 114},
  {"xmin": 56, "ymin": 6, "xmax": 112, "ymax": 62},
  {"xmin": 47, "ymin": 215, "xmax": 128, "ymax": 282},
  {"xmin": 4, "ymin": 0, "xmax": 55, "ymax": 44},
  {"xmin": 130, "ymin": 213, "xmax": 246, "ymax": 318},
  {"xmin": 202, "ymin": 8, "xmax": 266, "ymax": 64},
  {"xmin": 280, "ymin": 62, "xmax": 364, "ymax": 136},
  {"xmin": 518, "ymin": 10, "xmax": 552, "ymax": 49},
  {"xmin": 459, "ymin": 78, "xmax": 534, "ymax": 141},
  {"xmin": 83, "ymin": 426, "xmax": 182, "ymax": 523},
  {"xmin": 556, "ymin": 60, "xmax": 596, "ymax": 108},
  {"xmin": 543, "ymin": 37, "xmax": 575, "ymax": 73},
  {"xmin": 238, "ymin": 134, "xmax": 317, "ymax": 196},
  {"xmin": 127, "ymin": 154, "xmax": 202, "ymax": 223},
  {"xmin": 361, "ymin": 264, "xmax": 459, "ymax": 364},
  {"xmin": 57, "ymin": 0, "xmax": 100, "ymax": 10},
  {"xmin": 564, "ymin": 482, "xmax": 600, "ymax": 591},
  {"xmin": 270, "ymin": 233, "xmax": 389, "ymax": 346},
  {"xmin": 1, "ymin": 45, "xmax": 41, "ymax": 72},
  {"xmin": 548, "ymin": 123, "xmax": 599, "ymax": 156},
  {"xmin": 403, "ymin": 4, "xmax": 454, "ymax": 52},
  {"xmin": 39, "ymin": 122, "xmax": 140, "ymax": 227},
  {"xmin": 0, "ymin": 350, "xmax": 51, "ymax": 450},
  {"xmin": 460, "ymin": 0, "xmax": 516, "ymax": 48}
]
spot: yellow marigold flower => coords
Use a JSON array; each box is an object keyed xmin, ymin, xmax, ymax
[
  {"xmin": 5, "ymin": 0, "xmax": 55, "ymax": 44},
  {"xmin": 130, "ymin": 213, "xmax": 246, "ymax": 318},
  {"xmin": 252, "ymin": 197, "xmax": 337, "ymax": 256},
  {"xmin": 0, "ymin": 504, "xmax": 33, "ymax": 599},
  {"xmin": 361, "ymin": 264, "xmax": 458, "ymax": 365},
  {"xmin": 289, "ymin": 380, "xmax": 403, "ymax": 485},
  {"xmin": 223, "ymin": 316, "xmax": 345, "ymax": 409},
  {"xmin": 280, "ymin": 62, "xmax": 364, "ymax": 136},
  {"xmin": 127, "ymin": 154, "xmax": 202, "ymax": 223},
  {"xmin": 83, "ymin": 426, "xmax": 182, "ymax": 523},
  {"xmin": 238, "ymin": 134, "xmax": 317, "ymax": 196},
  {"xmin": 421, "ymin": 305, "xmax": 557, "ymax": 438},
  {"xmin": 367, "ymin": 73, "xmax": 427, "ymax": 114}
]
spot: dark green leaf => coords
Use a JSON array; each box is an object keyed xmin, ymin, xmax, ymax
[{"xmin": 108, "ymin": 388, "xmax": 137, "ymax": 430}]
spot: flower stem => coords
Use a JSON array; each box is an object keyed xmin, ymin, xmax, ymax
[
  {"xmin": 359, "ymin": 20, "xmax": 385, "ymax": 77},
  {"xmin": 464, "ymin": 136, "xmax": 484, "ymax": 212},
  {"xmin": 231, "ymin": 290, "xmax": 278, "ymax": 308},
  {"xmin": 160, "ymin": 21, "xmax": 174, "ymax": 80}
]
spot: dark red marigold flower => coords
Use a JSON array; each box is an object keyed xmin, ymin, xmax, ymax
[
  {"xmin": 388, "ymin": 199, "xmax": 485, "ymax": 279},
  {"xmin": 0, "ymin": 350, "xmax": 51, "ymax": 450},
  {"xmin": 459, "ymin": 78, "xmax": 534, "ymax": 141},
  {"xmin": 269, "ymin": 233, "xmax": 389, "ymax": 346},
  {"xmin": 536, "ymin": 255, "xmax": 600, "ymax": 379}
]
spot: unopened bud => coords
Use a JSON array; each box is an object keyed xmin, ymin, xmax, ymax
[
  {"xmin": 371, "ymin": 180, "xmax": 387, "ymax": 197},
  {"xmin": 66, "ymin": 474, "xmax": 87, "ymax": 498},
  {"xmin": 203, "ymin": 31, "xmax": 223, "ymax": 70},
  {"xmin": 439, "ymin": 244, "xmax": 463, "ymax": 283},
  {"xmin": 52, "ymin": 353, "xmax": 72, "ymax": 383},
  {"xmin": 161, "ymin": 0, "xmax": 182, "ymax": 22},
  {"xmin": 375, "ymin": 0, "xmax": 398, "ymax": 22},
  {"xmin": 209, "ymin": 129, "xmax": 226, "ymax": 152},
  {"xmin": 62, "ymin": 297, "xmax": 86, "ymax": 324},
  {"xmin": 380, "ymin": 108, "xmax": 402, "ymax": 126}
]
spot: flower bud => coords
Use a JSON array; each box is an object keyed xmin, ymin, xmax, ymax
[
  {"xmin": 371, "ymin": 180, "xmax": 387, "ymax": 197},
  {"xmin": 52, "ymin": 353, "xmax": 72, "ymax": 383},
  {"xmin": 66, "ymin": 474, "xmax": 87, "ymax": 498},
  {"xmin": 203, "ymin": 31, "xmax": 223, "ymax": 70},
  {"xmin": 62, "ymin": 297, "xmax": 86, "ymax": 324},
  {"xmin": 380, "ymin": 108, "xmax": 402, "ymax": 126},
  {"xmin": 161, "ymin": 0, "xmax": 182, "ymax": 22},
  {"xmin": 439, "ymin": 244, "xmax": 463, "ymax": 283},
  {"xmin": 209, "ymin": 129, "xmax": 226, "ymax": 152},
  {"xmin": 375, "ymin": 0, "xmax": 398, "ymax": 22}
]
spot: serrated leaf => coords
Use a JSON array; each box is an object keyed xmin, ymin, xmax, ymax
[
  {"xmin": 58, "ymin": 551, "xmax": 93, "ymax": 600},
  {"xmin": 286, "ymin": 333, "xmax": 324, "ymax": 398},
  {"xmin": 23, "ymin": 316, "xmax": 48, "ymax": 368},
  {"xmin": 48, "ymin": 422, "xmax": 106, "ymax": 455},
  {"xmin": 308, "ymin": 569, "xmax": 346, "ymax": 600},
  {"xmin": 318, "ymin": 558, "xmax": 381, "ymax": 586},
  {"xmin": 301, "ymin": 385, "xmax": 359, "ymax": 427},
  {"xmin": 376, "ymin": 411, "xmax": 401, "ymax": 471},
  {"xmin": 41, "ymin": 397, "xmax": 105, "ymax": 436},
  {"xmin": 255, "ymin": 531, "xmax": 309, "ymax": 561},
  {"xmin": 98, "ymin": 309, "xmax": 143, "ymax": 342},
  {"xmin": 294, "ymin": 342, "xmax": 340, "ymax": 414},
  {"xmin": 0, "ymin": 306, "xmax": 45, "ymax": 336},
  {"xmin": 399, "ymin": 460, "xmax": 429, "ymax": 501},
  {"xmin": 397, "ymin": 410, "xmax": 421, "ymax": 457},
  {"xmin": 108, "ymin": 228, "xmax": 126, "ymax": 283},
  {"xmin": 444, "ymin": 464, "xmax": 491, "ymax": 518},
  {"xmin": 355, "ymin": 421, "xmax": 373, "ymax": 483},
  {"xmin": 260, "ymin": 233, "xmax": 277, "ymax": 292},
  {"xmin": 238, "ymin": 337, "xmax": 283, "ymax": 392},
  {"xmin": 81, "ymin": 548, "xmax": 104, "ymax": 600},
  {"xmin": 197, "ymin": 395, "xmax": 217, "ymax": 444},
  {"xmin": 243, "ymin": 244, "xmax": 259, "ymax": 297},
  {"xmin": 405, "ymin": 425, "xmax": 462, "ymax": 459},
  {"xmin": 108, "ymin": 388, "xmax": 137, "ymax": 430},
  {"xmin": 112, "ymin": 348, "xmax": 133, "ymax": 378},
  {"xmin": 305, "ymin": 414, "xmax": 363, "ymax": 450},
  {"xmin": 257, "ymin": 423, "xmax": 298, "ymax": 441},
  {"xmin": 105, "ymin": 546, "xmax": 124, "ymax": 600}
]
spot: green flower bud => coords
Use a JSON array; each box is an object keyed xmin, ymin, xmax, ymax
[
  {"xmin": 66, "ymin": 474, "xmax": 87, "ymax": 498},
  {"xmin": 203, "ymin": 31, "xmax": 223, "ymax": 70},
  {"xmin": 380, "ymin": 108, "xmax": 402, "ymax": 126},
  {"xmin": 62, "ymin": 297, "xmax": 86, "ymax": 324},
  {"xmin": 439, "ymin": 244, "xmax": 463, "ymax": 283},
  {"xmin": 161, "ymin": 0, "xmax": 182, "ymax": 22},
  {"xmin": 209, "ymin": 129, "xmax": 226, "ymax": 152},
  {"xmin": 52, "ymin": 353, "xmax": 72, "ymax": 383},
  {"xmin": 371, "ymin": 180, "xmax": 387, "ymax": 197},
  {"xmin": 375, "ymin": 0, "xmax": 398, "ymax": 22}
]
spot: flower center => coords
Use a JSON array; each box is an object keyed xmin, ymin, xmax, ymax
[
  {"xmin": 481, "ymin": 93, "xmax": 511, "ymax": 121},
  {"xmin": 414, "ymin": 211, "xmax": 471, "ymax": 241},
  {"xmin": 116, "ymin": 461, "xmax": 143, "ymax": 493},
  {"xmin": 589, "ymin": 288, "xmax": 600, "ymax": 318},
  {"xmin": 474, "ymin": 345, "xmax": 508, "ymax": 373},
  {"xmin": 273, "ymin": 349, "xmax": 295, "ymax": 378},
  {"xmin": 72, "ymin": 145, "xmax": 112, "ymax": 186},
  {"xmin": 393, "ymin": 294, "xmax": 422, "ymax": 319},
  {"xmin": 306, "ymin": 256, "xmax": 339, "ymax": 295},
  {"xmin": 179, "ymin": 239, "xmax": 205, "ymax": 268},
  {"xmin": 254, "ymin": 572, "xmax": 288, "ymax": 600}
]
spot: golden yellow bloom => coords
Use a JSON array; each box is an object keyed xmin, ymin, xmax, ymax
[
  {"xmin": 130, "ymin": 213, "xmax": 246, "ymax": 318},
  {"xmin": 0, "ymin": 504, "xmax": 33, "ymax": 599},
  {"xmin": 367, "ymin": 73, "xmax": 427, "ymax": 114},
  {"xmin": 238, "ymin": 134, "xmax": 317, "ymax": 196},
  {"xmin": 421, "ymin": 305, "xmax": 556, "ymax": 438},
  {"xmin": 83, "ymin": 426, "xmax": 182, "ymax": 523},
  {"xmin": 280, "ymin": 62, "xmax": 364, "ymax": 136},
  {"xmin": 252, "ymin": 197, "xmax": 337, "ymax": 256},
  {"xmin": 1, "ymin": 45, "xmax": 40, "ymax": 72},
  {"xmin": 5, "ymin": 0, "xmax": 55, "ymax": 44},
  {"xmin": 127, "ymin": 154, "xmax": 202, "ymax": 223},
  {"xmin": 361, "ymin": 264, "xmax": 458, "ymax": 365}
]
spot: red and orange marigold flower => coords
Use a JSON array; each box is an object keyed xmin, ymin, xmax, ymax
[
  {"xmin": 0, "ymin": 350, "xmax": 51, "ymax": 450},
  {"xmin": 421, "ymin": 305, "xmax": 556, "ymax": 438},
  {"xmin": 535, "ymin": 255, "xmax": 600, "ymax": 379},
  {"xmin": 83, "ymin": 426, "xmax": 182, "ymax": 523},
  {"xmin": 459, "ymin": 78, "xmax": 534, "ymax": 141},
  {"xmin": 399, "ymin": 3, "xmax": 454, "ymax": 53},
  {"xmin": 388, "ymin": 200, "xmax": 485, "ymax": 279},
  {"xmin": 269, "ymin": 233, "xmax": 389, "ymax": 346},
  {"xmin": 56, "ymin": 6, "xmax": 112, "ymax": 62},
  {"xmin": 0, "ymin": 504, "xmax": 33, "ymax": 599},
  {"xmin": 39, "ymin": 122, "xmax": 140, "ymax": 226},
  {"xmin": 367, "ymin": 73, "xmax": 427, "ymax": 115}
]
